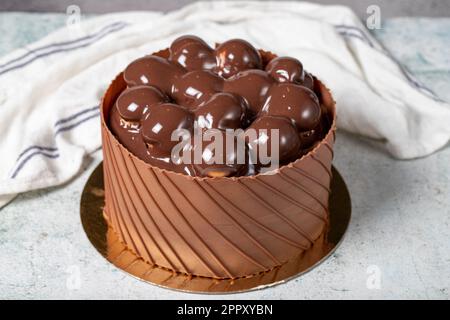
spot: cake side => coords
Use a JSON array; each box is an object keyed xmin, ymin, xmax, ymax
[{"xmin": 100, "ymin": 48, "xmax": 336, "ymax": 279}]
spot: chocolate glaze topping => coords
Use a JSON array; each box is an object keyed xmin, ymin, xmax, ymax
[
  {"xmin": 123, "ymin": 55, "xmax": 185, "ymax": 95},
  {"xmin": 302, "ymin": 72, "xmax": 315, "ymax": 91},
  {"xmin": 246, "ymin": 115, "xmax": 301, "ymax": 165},
  {"xmin": 141, "ymin": 103, "xmax": 194, "ymax": 151},
  {"xmin": 169, "ymin": 35, "xmax": 216, "ymax": 71},
  {"xmin": 223, "ymin": 69, "xmax": 274, "ymax": 116},
  {"xmin": 265, "ymin": 56, "xmax": 304, "ymax": 84},
  {"xmin": 116, "ymin": 85, "xmax": 168, "ymax": 121},
  {"xmin": 194, "ymin": 92, "xmax": 248, "ymax": 130},
  {"xmin": 109, "ymin": 35, "xmax": 330, "ymax": 177},
  {"xmin": 260, "ymin": 83, "xmax": 321, "ymax": 131},
  {"xmin": 214, "ymin": 39, "xmax": 262, "ymax": 78},
  {"xmin": 172, "ymin": 70, "xmax": 224, "ymax": 108},
  {"xmin": 189, "ymin": 130, "xmax": 246, "ymax": 178}
]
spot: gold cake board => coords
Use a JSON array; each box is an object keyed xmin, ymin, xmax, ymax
[{"xmin": 80, "ymin": 162, "xmax": 351, "ymax": 294}]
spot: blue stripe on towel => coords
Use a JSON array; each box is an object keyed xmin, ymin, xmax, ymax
[
  {"xmin": 0, "ymin": 21, "xmax": 128, "ymax": 77},
  {"xmin": 10, "ymin": 106, "xmax": 100, "ymax": 178},
  {"xmin": 10, "ymin": 151, "xmax": 60, "ymax": 179},
  {"xmin": 335, "ymin": 24, "xmax": 443, "ymax": 102}
]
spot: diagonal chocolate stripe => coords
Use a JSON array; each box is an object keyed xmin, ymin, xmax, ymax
[
  {"xmin": 151, "ymin": 170, "xmax": 236, "ymax": 278},
  {"xmin": 311, "ymin": 153, "xmax": 333, "ymax": 179},
  {"xmin": 253, "ymin": 176, "xmax": 327, "ymax": 222},
  {"xmin": 290, "ymin": 167, "xmax": 331, "ymax": 193},
  {"xmin": 279, "ymin": 171, "xmax": 329, "ymax": 212},
  {"xmin": 103, "ymin": 136, "xmax": 144, "ymax": 260},
  {"xmin": 114, "ymin": 139, "xmax": 188, "ymax": 272},
  {"xmin": 238, "ymin": 179, "xmax": 318, "ymax": 243},
  {"xmin": 193, "ymin": 180, "xmax": 281, "ymax": 265},
  {"xmin": 126, "ymin": 159, "xmax": 218, "ymax": 277},
  {"xmin": 106, "ymin": 135, "xmax": 163, "ymax": 266},
  {"xmin": 203, "ymin": 180, "xmax": 308, "ymax": 249}
]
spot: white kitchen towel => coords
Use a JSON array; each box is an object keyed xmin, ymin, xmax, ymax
[{"xmin": 1, "ymin": 1, "xmax": 450, "ymax": 208}]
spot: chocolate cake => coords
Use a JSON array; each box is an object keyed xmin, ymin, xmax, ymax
[{"xmin": 100, "ymin": 35, "xmax": 336, "ymax": 280}]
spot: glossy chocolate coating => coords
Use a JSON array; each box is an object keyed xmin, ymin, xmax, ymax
[
  {"xmin": 223, "ymin": 69, "xmax": 273, "ymax": 116},
  {"xmin": 116, "ymin": 85, "xmax": 168, "ymax": 121},
  {"xmin": 215, "ymin": 39, "xmax": 262, "ymax": 78},
  {"xmin": 110, "ymin": 103, "xmax": 194, "ymax": 175},
  {"xmin": 261, "ymin": 83, "xmax": 321, "ymax": 131},
  {"xmin": 172, "ymin": 70, "xmax": 224, "ymax": 108},
  {"xmin": 265, "ymin": 56, "xmax": 304, "ymax": 84},
  {"xmin": 246, "ymin": 115, "xmax": 301, "ymax": 165},
  {"xmin": 109, "ymin": 104, "xmax": 149, "ymax": 160},
  {"xmin": 194, "ymin": 92, "xmax": 247, "ymax": 130},
  {"xmin": 302, "ymin": 72, "xmax": 314, "ymax": 91},
  {"xmin": 169, "ymin": 35, "xmax": 216, "ymax": 71},
  {"xmin": 188, "ymin": 130, "xmax": 246, "ymax": 177},
  {"xmin": 141, "ymin": 103, "xmax": 194, "ymax": 152},
  {"xmin": 111, "ymin": 36, "xmax": 331, "ymax": 177},
  {"xmin": 124, "ymin": 55, "xmax": 185, "ymax": 95},
  {"xmin": 299, "ymin": 129, "xmax": 320, "ymax": 151}
]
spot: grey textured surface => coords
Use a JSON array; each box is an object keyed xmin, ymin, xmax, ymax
[
  {"xmin": 1, "ymin": 0, "xmax": 450, "ymax": 18},
  {"xmin": 0, "ymin": 14, "xmax": 449, "ymax": 299}
]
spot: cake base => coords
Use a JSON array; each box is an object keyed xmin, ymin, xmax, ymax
[{"xmin": 80, "ymin": 162, "xmax": 351, "ymax": 294}]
